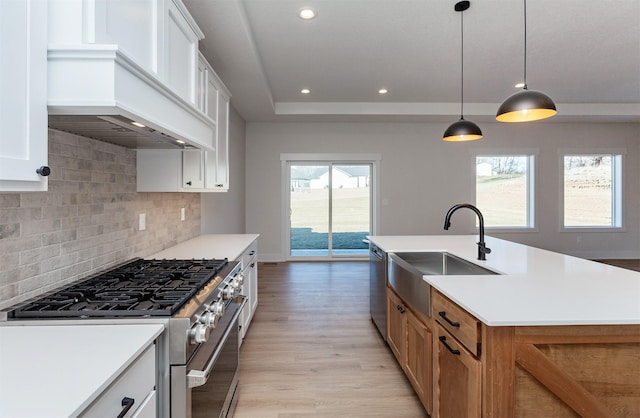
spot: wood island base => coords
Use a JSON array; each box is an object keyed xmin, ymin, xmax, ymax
[{"xmin": 482, "ymin": 324, "xmax": 640, "ymax": 418}]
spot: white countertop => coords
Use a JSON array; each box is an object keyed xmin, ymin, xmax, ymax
[
  {"xmin": 148, "ymin": 234, "xmax": 259, "ymax": 261},
  {"xmin": 369, "ymin": 235, "xmax": 640, "ymax": 326},
  {"xmin": 0, "ymin": 323, "xmax": 164, "ymax": 418}
]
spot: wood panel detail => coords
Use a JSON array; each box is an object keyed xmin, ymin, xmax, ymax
[
  {"xmin": 481, "ymin": 325, "xmax": 515, "ymax": 418},
  {"xmin": 515, "ymin": 342, "xmax": 640, "ymax": 417}
]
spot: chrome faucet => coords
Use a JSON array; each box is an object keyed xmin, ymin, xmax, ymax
[{"xmin": 444, "ymin": 203, "xmax": 491, "ymax": 260}]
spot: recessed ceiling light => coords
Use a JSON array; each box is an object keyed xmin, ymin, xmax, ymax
[
  {"xmin": 299, "ymin": 8, "xmax": 317, "ymax": 20},
  {"xmin": 131, "ymin": 121, "xmax": 146, "ymax": 128},
  {"xmin": 378, "ymin": 89, "xmax": 388, "ymax": 94},
  {"xmin": 514, "ymin": 82, "xmax": 525, "ymax": 88},
  {"xmin": 176, "ymin": 139, "xmax": 186, "ymax": 144},
  {"xmin": 301, "ymin": 88, "xmax": 311, "ymax": 94}
]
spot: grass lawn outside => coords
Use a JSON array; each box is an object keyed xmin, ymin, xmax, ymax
[{"xmin": 290, "ymin": 187, "xmax": 370, "ymax": 252}]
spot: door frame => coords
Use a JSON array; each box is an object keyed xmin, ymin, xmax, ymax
[{"xmin": 281, "ymin": 153, "xmax": 381, "ymax": 260}]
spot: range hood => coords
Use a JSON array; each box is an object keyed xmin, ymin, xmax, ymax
[
  {"xmin": 47, "ymin": 45, "xmax": 216, "ymax": 151},
  {"xmin": 49, "ymin": 115, "xmax": 195, "ymax": 149}
]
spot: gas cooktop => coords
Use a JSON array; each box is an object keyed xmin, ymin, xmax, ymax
[{"xmin": 8, "ymin": 258, "xmax": 229, "ymax": 319}]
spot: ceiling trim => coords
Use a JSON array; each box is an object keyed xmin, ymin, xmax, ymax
[
  {"xmin": 238, "ymin": 0, "xmax": 275, "ymax": 111},
  {"xmin": 274, "ymin": 102, "xmax": 640, "ymax": 119}
]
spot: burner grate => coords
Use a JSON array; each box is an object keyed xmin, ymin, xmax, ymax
[{"xmin": 10, "ymin": 258, "xmax": 228, "ymax": 318}]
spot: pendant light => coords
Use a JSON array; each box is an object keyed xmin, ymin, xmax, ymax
[
  {"xmin": 496, "ymin": 0, "xmax": 556, "ymax": 122},
  {"xmin": 443, "ymin": 1, "xmax": 482, "ymax": 142}
]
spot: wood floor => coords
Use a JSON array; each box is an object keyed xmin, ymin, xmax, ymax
[
  {"xmin": 234, "ymin": 261, "xmax": 428, "ymax": 418},
  {"xmin": 594, "ymin": 259, "xmax": 640, "ymax": 272}
]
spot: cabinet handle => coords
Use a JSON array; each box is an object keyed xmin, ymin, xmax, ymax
[
  {"xmin": 36, "ymin": 166, "xmax": 51, "ymax": 177},
  {"xmin": 439, "ymin": 336, "xmax": 461, "ymax": 355},
  {"xmin": 215, "ymin": 184, "xmax": 223, "ymax": 187},
  {"xmin": 438, "ymin": 311, "xmax": 460, "ymax": 328},
  {"xmin": 116, "ymin": 397, "xmax": 135, "ymax": 418},
  {"xmin": 186, "ymin": 181, "xmax": 192, "ymax": 186},
  {"xmin": 250, "ymin": 262, "xmax": 255, "ymax": 268}
]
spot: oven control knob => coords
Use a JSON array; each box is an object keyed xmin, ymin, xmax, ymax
[
  {"xmin": 189, "ymin": 324, "xmax": 210, "ymax": 344},
  {"xmin": 236, "ymin": 273, "xmax": 245, "ymax": 286},
  {"xmin": 209, "ymin": 300, "xmax": 225, "ymax": 317},
  {"xmin": 199, "ymin": 311, "xmax": 219, "ymax": 329},
  {"xmin": 221, "ymin": 285, "xmax": 235, "ymax": 300},
  {"xmin": 230, "ymin": 278, "xmax": 241, "ymax": 289}
]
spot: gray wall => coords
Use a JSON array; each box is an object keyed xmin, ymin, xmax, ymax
[
  {"xmin": 0, "ymin": 130, "xmax": 201, "ymax": 309},
  {"xmin": 201, "ymin": 106, "xmax": 246, "ymax": 233},
  {"xmin": 246, "ymin": 121, "xmax": 640, "ymax": 261}
]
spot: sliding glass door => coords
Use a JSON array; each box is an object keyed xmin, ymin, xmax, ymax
[{"xmin": 288, "ymin": 162, "xmax": 371, "ymax": 258}]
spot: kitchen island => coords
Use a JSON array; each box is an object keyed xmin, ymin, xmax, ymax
[{"xmin": 369, "ymin": 235, "xmax": 640, "ymax": 418}]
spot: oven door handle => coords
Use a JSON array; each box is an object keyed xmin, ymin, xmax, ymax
[{"xmin": 187, "ymin": 297, "xmax": 247, "ymax": 388}]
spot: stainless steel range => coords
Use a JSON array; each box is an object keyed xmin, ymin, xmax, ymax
[{"xmin": 2, "ymin": 257, "xmax": 245, "ymax": 418}]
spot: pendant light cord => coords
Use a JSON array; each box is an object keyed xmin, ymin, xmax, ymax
[
  {"xmin": 460, "ymin": 7, "xmax": 464, "ymax": 118},
  {"xmin": 523, "ymin": 0, "xmax": 528, "ymax": 89}
]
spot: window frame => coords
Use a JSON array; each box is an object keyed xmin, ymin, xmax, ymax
[
  {"xmin": 472, "ymin": 150, "xmax": 538, "ymax": 232},
  {"xmin": 559, "ymin": 149, "xmax": 625, "ymax": 232}
]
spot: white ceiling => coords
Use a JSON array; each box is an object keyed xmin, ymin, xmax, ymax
[{"xmin": 184, "ymin": 0, "xmax": 640, "ymax": 123}]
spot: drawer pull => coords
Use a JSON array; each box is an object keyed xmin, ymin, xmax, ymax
[
  {"xmin": 438, "ymin": 311, "xmax": 460, "ymax": 328},
  {"xmin": 117, "ymin": 397, "xmax": 135, "ymax": 418},
  {"xmin": 439, "ymin": 336, "xmax": 461, "ymax": 355}
]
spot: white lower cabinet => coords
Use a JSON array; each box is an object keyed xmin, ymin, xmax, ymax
[
  {"xmin": 239, "ymin": 239, "xmax": 258, "ymax": 343},
  {"xmin": 131, "ymin": 391, "xmax": 157, "ymax": 418},
  {"xmin": 80, "ymin": 344, "xmax": 157, "ymax": 417}
]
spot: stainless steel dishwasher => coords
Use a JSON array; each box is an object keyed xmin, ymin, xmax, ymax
[{"xmin": 369, "ymin": 242, "xmax": 387, "ymax": 340}]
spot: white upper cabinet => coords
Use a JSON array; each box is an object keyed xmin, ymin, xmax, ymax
[
  {"xmin": 198, "ymin": 53, "xmax": 231, "ymax": 191},
  {"xmin": 165, "ymin": 0, "xmax": 199, "ymax": 105},
  {"xmin": 47, "ymin": 0, "xmax": 216, "ymax": 151},
  {"xmin": 0, "ymin": 0, "xmax": 49, "ymax": 192},
  {"xmin": 137, "ymin": 149, "xmax": 207, "ymax": 192},
  {"xmin": 48, "ymin": 0, "xmax": 161, "ymax": 76}
]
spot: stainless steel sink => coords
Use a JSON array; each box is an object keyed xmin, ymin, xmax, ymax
[
  {"xmin": 387, "ymin": 252, "xmax": 499, "ymax": 317},
  {"xmin": 392, "ymin": 251, "xmax": 499, "ymax": 276}
]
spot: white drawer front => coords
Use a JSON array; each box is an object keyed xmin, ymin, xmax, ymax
[{"xmin": 80, "ymin": 345, "xmax": 156, "ymax": 417}]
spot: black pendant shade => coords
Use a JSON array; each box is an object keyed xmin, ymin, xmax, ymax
[
  {"xmin": 496, "ymin": 0, "xmax": 556, "ymax": 123},
  {"xmin": 443, "ymin": 117, "xmax": 483, "ymax": 142},
  {"xmin": 443, "ymin": 0, "xmax": 482, "ymax": 142},
  {"xmin": 496, "ymin": 88, "xmax": 557, "ymax": 122}
]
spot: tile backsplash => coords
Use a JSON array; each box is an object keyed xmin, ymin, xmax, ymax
[{"xmin": 0, "ymin": 130, "xmax": 201, "ymax": 310}]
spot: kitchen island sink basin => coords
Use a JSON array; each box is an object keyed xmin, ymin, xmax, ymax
[
  {"xmin": 391, "ymin": 251, "xmax": 499, "ymax": 276},
  {"xmin": 388, "ymin": 252, "xmax": 499, "ymax": 318}
]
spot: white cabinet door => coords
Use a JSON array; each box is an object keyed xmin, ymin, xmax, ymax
[
  {"xmin": 206, "ymin": 67, "xmax": 219, "ymax": 123},
  {"xmin": 239, "ymin": 240, "xmax": 258, "ymax": 341},
  {"xmin": 182, "ymin": 150, "xmax": 204, "ymax": 189},
  {"xmin": 165, "ymin": 0, "xmax": 198, "ymax": 104},
  {"xmin": 215, "ymin": 96, "xmax": 230, "ymax": 190},
  {"xmin": 93, "ymin": 0, "xmax": 159, "ymax": 74},
  {"xmin": 137, "ymin": 149, "xmax": 182, "ymax": 192},
  {"xmin": 0, "ymin": 0, "xmax": 48, "ymax": 192},
  {"xmin": 137, "ymin": 149, "xmax": 208, "ymax": 192},
  {"xmin": 197, "ymin": 56, "xmax": 207, "ymax": 113}
]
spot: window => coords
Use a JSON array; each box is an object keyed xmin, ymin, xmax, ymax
[
  {"xmin": 475, "ymin": 155, "xmax": 534, "ymax": 228},
  {"xmin": 562, "ymin": 154, "xmax": 622, "ymax": 228}
]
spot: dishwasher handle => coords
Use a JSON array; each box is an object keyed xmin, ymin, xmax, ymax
[{"xmin": 370, "ymin": 245, "xmax": 383, "ymax": 260}]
